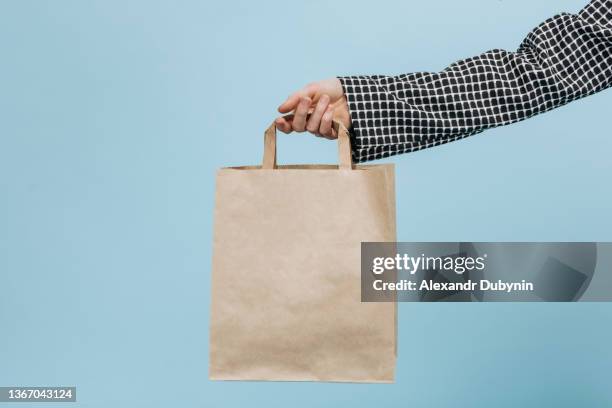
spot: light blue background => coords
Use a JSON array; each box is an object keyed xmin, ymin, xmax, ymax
[{"xmin": 1, "ymin": 0, "xmax": 611, "ymax": 407}]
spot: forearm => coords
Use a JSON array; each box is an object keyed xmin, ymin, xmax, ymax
[{"xmin": 340, "ymin": 0, "xmax": 612, "ymax": 163}]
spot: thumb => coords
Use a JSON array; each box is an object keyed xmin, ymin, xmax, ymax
[
  {"xmin": 278, "ymin": 85, "xmax": 316, "ymax": 113},
  {"xmin": 278, "ymin": 93, "xmax": 301, "ymax": 113}
]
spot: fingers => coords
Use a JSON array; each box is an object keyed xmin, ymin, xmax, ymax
[
  {"xmin": 275, "ymin": 116, "xmax": 292, "ymax": 133},
  {"xmin": 291, "ymin": 97, "xmax": 311, "ymax": 132},
  {"xmin": 319, "ymin": 108, "xmax": 336, "ymax": 139},
  {"xmin": 306, "ymin": 95, "xmax": 329, "ymax": 134},
  {"xmin": 275, "ymin": 82, "xmax": 342, "ymax": 137},
  {"xmin": 275, "ymin": 102, "xmax": 337, "ymax": 138}
]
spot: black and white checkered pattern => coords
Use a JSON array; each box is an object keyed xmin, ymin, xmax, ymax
[{"xmin": 339, "ymin": 0, "xmax": 612, "ymax": 163}]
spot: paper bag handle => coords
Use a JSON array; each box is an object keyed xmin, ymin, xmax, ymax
[{"xmin": 262, "ymin": 118, "xmax": 353, "ymax": 170}]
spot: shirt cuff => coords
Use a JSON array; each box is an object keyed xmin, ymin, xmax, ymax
[{"xmin": 338, "ymin": 75, "xmax": 423, "ymax": 163}]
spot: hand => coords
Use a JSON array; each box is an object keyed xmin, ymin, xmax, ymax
[{"xmin": 276, "ymin": 78, "xmax": 351, "ymax": 139}]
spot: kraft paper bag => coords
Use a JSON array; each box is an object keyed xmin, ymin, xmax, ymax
[{"xmin": 209, "ymin": 120, "xmax": 397, "ymax": 382}]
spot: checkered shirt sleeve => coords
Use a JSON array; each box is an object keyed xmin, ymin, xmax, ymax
[{"xmin": 339, "ymin": 0, "xmax": 612, "ymax": 163}]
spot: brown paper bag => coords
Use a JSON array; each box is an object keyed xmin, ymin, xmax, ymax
[{"xmin": 209, "ymin": 120, "xmax": 397, "ymax": 382}]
